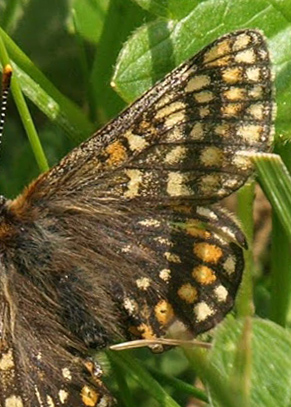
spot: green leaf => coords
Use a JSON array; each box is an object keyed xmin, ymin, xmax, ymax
[
  {"xmin": 253, "ymin": 153, "xmax": 291, "ymax": 242},
  {"xmin": 90, "ymin": 0, "xmax": 150, "ymax": 123},
  {"xmin": 131, "ymin": 0, "xmax": 202, "ymax": 19},
  {"xmin": 0, "ymin": 26, "xmax": 94, "ymax": 143},
  {"xmin": 72, "ymin": 0, "xmax": 110, "ymax": 44},
  {"xmin": 210, "ymin": 317, "xmax": 291, "ymax": 407},
  {"xmin": 112, "ymin": 0, "xmax": 291, "ymax": 140}
]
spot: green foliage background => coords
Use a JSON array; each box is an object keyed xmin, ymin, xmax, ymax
[{"xmin": 1, "ymin": 0, "xmax": 291, "ymax": 406}]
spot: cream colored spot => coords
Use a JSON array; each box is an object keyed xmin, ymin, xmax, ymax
[
  {"xmin": 164, "ymin": 111, "xmax": 185, "ymax": 128},
  {"xmin": 167, "ymin": 172, "xmax": 192, "ymax": 197},
  {"xmin": 192, "ymin": 265, "xmax": 217, "ymax": 284},
  {"xmin": 123, "ymin": 297, "xmax": 138, "ymax": 315},
  {"xmin": 124, "ymin": 169, "xmax": 142, "ymax": 198},
  {"xmin": 154, "ymin": 236, "xmax": 172, "ymax": 246},
  {"xmin": 206, "ymin": 55, "xmax": 231, "ymax": 67},
  {"xmin": 125, "ymin": 131, "xmax": 148, "ymax": 152},
  {"xmin": 62, "ymin": 367, "xmax": 72, "ymax": 381},
  {"xmin": 214, "ymin": 285, "xmax": 228, "ymax": 302},
  {"xmin": 5, "ymin": 395, "xmax": 24, "ymax": 407},
  {"xmin": 155, "ymin": 300, "xmax": 174, "ymax": 325},
  {"xmin": 221, "ymin": 226, "xmax": 237, "ymax": 242},
  {"xmin": 245, "ymin": 67, "xmax": 261, "ymax": 81},
  {"xmin": 196, "ymin": 206, "xmax": 218, "ymax": 219},
  {"xmin": 155, "ymin": 94, "xmax": 174, "ymax": 109},
  {"xmin": 222, "ymin": 103, "xmax": 243, "ymax": 117},
  {"xmin": 194, "ymin": 91, "xmax": 214, "ymax": 104},
  {"xmin": 81, "ymin": 385, "xmax": 99, "ymax": 406},
  {"xmin": 164, "ymin": 251, "xmax": 181, "ymax": 263},
  {"xmin": 97, "ymin": 396, "xmax": 110, "ymax": 407},
  {"xmin": 0, "ymin": 349, "xmax": 14, "ymax": 370},
  {"xmin": 164, "ymin": 127, "xmax": 183, "ymax": 142},
  {"xmin": 47, "ymin": 395, "xmax": 55, "ymax": 407},
  {"xmin": 139, "ymin": 218, "xmax": 161, "ymax": 227},
  {"xmin": 190, "ymin": 122, "xmax": 204, "ymax": 140},
  {"xmin": 193, "ymin": 242, "xmax": 223, "ymax": 264},
  {"xmin": 199, "ymin": 106, "xmax": 210, "ymax": 118},
  {"xmin": 136, "ymin": 277, "xmax": 151, "ymax": 290},
  {"xmin": 224, "ymin": 255, "xmax": 236, "ymax": 275},
  {"xmin": 106, "ymin": 141, "xmax": 127, "ymax": 166},
  {"xmin": 249, "ymin": 85, "xmax": 263, "ymax": 99},
  {"xmin": 199, "ymin": 174, "xmax": 220, "ymax": 194},
  {"xmin": 224, "ymin": 87, "xmax": 246, "ymax": 101},
  {"xmin": 235, "ymin": 49, "xmax": 256, "ymax": 64},
  {"xmin": 222, "ymin": 67, "xmax": 243, "ymax": 83},
  {"xmin": 214, "ymin": 123, "xmax": 231, "ymax": 138},
  {"xmin": 222, "ymin": 178, "xmax": 239, "ymax": 189},
  {"xmin": 59, "ymin": 390, "xmax": 69, "ymax": 404},
  {"xmin": 233, "ymin": 33, "xmax": 251, "ymax": 51},
  {"xmin": 185, "ymin": 75, "xmax": 211, "ymax": 92},
  {"xmin": 156, "ymin": 101, "xmax": 185, "ymax": 120},
  {"xmin": 159, "ymin": 269, "xmax": 171, "ymax": 282},
  {"xmin": 247, "ymin": 103, "xmax": 264, "ymax": 120},
  {"xmin": 233, "ymin": 153, "xmax": 252, "ymax": 170},
  {"xmin": 204, "ymin": 40, "xmax": 231, "ymax": 63},
  {"xmin": 194, "ymin": 302, "xmax": 214, "ymax": 322},
  {"xmin": 200, "ymin": 146, "xmax": 223, "ymax": 167},
  {"xmin": 178, "ymin": 283, "xmax": 198, "ymax": 303},
  {"xmin": 237, "ymin": 124, "xmax": 262, "ymax": 142},
  {"xmin": 165, "ymin": 146, "xmax": 187, "ymax": 165}
]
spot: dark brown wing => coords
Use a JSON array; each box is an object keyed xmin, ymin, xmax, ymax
[
  {"xmin": 20, "ymin": 29, "xmax": 274, "ymax": 206},
  {"xmin": 0, "ymin": 262, "xmax": 114, "ymax": 407}
]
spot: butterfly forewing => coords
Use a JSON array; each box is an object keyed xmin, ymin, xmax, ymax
[
  {"xmin": 0, "ymin": 29, "xmax": 274, "ymax": 406},
  {"xmin": 39, "ymin": 29, "xmax": 274, "ymax": 205}
]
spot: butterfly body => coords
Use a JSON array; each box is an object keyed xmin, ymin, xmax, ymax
[{"xmin": 0, "ymin": 29, "xmax": 274, "ymax": 406}]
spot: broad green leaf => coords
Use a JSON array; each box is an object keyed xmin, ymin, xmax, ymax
[
  {"xmin": 131, "ymin": 0, "xmax": 202, "ymax": 19},
  {"xmin": 90, "ymin": 0, "xmax": 150, "ymax": 123},
  {"xmin": 112, "ymin": 0, "xmax": 291, "ymax": 140},
  {"xmin": 210, "ymin": 317, "xmax": 291, "ymax": 407},
  {"xmin": 72, "ymin": 0, "xmax": 109, "ymax": 44}
]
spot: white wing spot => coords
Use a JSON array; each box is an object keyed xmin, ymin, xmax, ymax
[
  {"xmin": 0, "ymin": 349, "xmax": 14, "ymax": 370},
  {"xmin": 167, "ymin": 172, "xmax": 192, "ymax": 197},
  {"xmin": 224, "ymin": 255, "xmax": 236, "ymax": 275},
  {"xmin": 59, "ymin": 390, "xmax": 69, "ymax": 404},
  {"xmin": 124, "ymin": 169, "xmax": 142, "ymax": 198},
  {"xmin": 194, "ymin": 302, "xmax": 214, "ymax": 322},
  {"xmin": 62, "ymin": 367, "xmax": 72, "ymax": 381},
  {"xmin": 235, "ymin": 49, "xmax": 256, "ymax": 64},
  {"xmin": 165, "ymin": 146, "xmax": 187, "ymax": 165},
  {"xmin": 136, "ymin": 277, "xmax": 151, "ymax": 290},
  {"xmin": 125, "ymin": 131, "xmax": 149, "ymax": 152},
  {"xmin": 214, "ymin": 285, "xmax": 228, "ymax": 302},
  {"xmin": 5, "ymin": 395, "xmax": 24, "ymax": 407},
  {"xmin": 159, "ymin": 269, "xmax": 171, "ymax": 282},
  {"xmin": 185, "ymin": 75, "xmax": 210, "ymax": 92}
]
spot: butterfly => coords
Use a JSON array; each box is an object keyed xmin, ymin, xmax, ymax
[{"xmin": 0, "ymin": 29, "xmax": 274, "ymax": 406}]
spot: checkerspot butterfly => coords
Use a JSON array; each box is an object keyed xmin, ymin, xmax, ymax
[{"xmin": 0, "ymin": 29, "xmax": 274, "ymax": 406}]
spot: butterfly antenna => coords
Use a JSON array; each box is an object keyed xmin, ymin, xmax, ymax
[{"xmin": 0, "ymin": 64, "xmax": 12, "ymax": 148}]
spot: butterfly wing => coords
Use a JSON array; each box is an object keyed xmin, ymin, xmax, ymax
[
  {"xmin": 0, "ymin": 29, "xmax": 274, "ymax": 406},
  {"xmin": 0, "ymin": 262, "xmax": 114, "ymax": 407},
  {"xmin": 20, "ymin": 29, "xmax": 274, "ymax": 206}
]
